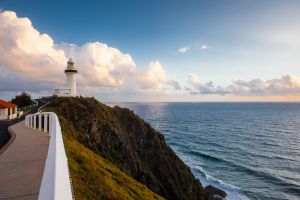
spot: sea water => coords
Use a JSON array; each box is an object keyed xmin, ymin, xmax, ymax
[{"xmin": 116, "ymin": 103, "xmax": 300, "ymax": 200}]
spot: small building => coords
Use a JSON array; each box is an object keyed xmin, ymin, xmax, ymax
[{"xmin": 0, "ymin": 99, "xmax": 18, "ymax": 120}]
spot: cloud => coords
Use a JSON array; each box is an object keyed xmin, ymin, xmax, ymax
[
  {"xmin": 178, "ymin": 44, "xmax": 208, "ymax": 54},
  {"xmin": 56, "ymin": 42, "xmax": 136, "ymax": 88},
  {"xmin": 166, "ymin": 79, "xmax": 181, "ymax": 90},
  {"xmin": 0, "ymin": 69, "xmax": 53, "ymax": 92},
  {"xmin": 178, "ymin": 47, "xmax": 189, "ymax": 53},
  {"xmin": 0, "ymin": 11, "xmax": 177, "ymax": 97},
  {"xmin": 0, "ymin": 11, "xmax": 66, "ymax": 84},
  {"xmin": 187, "ymin": 74, "xmax": 225, "ymax": 95},
  {"xmin": 187, "ymin": 74, "xmax": 300, "ymax": 95},
  {"xmin": 199, "ymin": 45, "xmax": 208, "ymax": 49},
  {"xmin": 137, "ymin": 61, "xmax": 166, "ymax": 89}
]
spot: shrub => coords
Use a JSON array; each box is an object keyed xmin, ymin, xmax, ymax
[{"xmin": 11, "ymin": 92, "xmax": 34, "ymax": 107}]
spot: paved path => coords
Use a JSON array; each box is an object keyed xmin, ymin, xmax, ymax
[
  {"xmin": 0, "ymin": 100, "xmax": 49, "ymax": 200},
  {"xmin": 0, "ymin": 100, "xmax": 45, "ymax": 151},
  {"xmin": 0, "ymin": 121, "xmax": 49, "ymax": 200}
]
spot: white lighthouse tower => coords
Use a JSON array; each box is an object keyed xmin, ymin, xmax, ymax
[
  {"xmin": 53, "ymin": 58, "xmax": 78, "ymax": 97},
  {"xmin": 65, "ymin": 58, "xmax": 78, "ymax": 97}
]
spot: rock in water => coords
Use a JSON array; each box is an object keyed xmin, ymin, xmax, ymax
[{"xmin": 205, "ymin": 185, "xmax": 227, "ymax": 200}]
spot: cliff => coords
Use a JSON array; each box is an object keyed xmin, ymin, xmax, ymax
[
  {"xmin": 45, "ymin": 96, "xmax": 225, "ymax": 200},
  {"xmin": 61, "ymin": 117, "xmax": 164, "ymax": 200}
]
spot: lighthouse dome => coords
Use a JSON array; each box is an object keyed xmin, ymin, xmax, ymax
[{"xmin": 67, "ymin": 58, "xmax": 76, "ymax": 70}]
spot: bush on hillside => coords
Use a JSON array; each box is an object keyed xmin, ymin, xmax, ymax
[{"xmin": 11, "ymin": 92, "xmax": 34, "ymax": 107}]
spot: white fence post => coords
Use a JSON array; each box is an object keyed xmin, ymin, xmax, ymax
[
  {"xmin": 44, "ymin": 114, "xmax": 48, "ymax": 133},
  {"xmin": 30, "ymin": 116, "xmax": 33, "ymax": 128},
  {"xmin": 33, "ymin": 115, "xmax": 36, "ymax": 129},
  {"xmin": 39, "ymin": 114, "xmax": 42, "ymax": 130}
]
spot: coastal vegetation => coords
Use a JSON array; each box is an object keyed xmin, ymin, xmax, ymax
[
  {"xmin": 11, "ymin": 92, "xmax": 34, "ymax": 108},
  {"xmin": 45, "ymin": 96, "xmax": 225, "ymax": 200},
  {"xmin": 60, "ymin": 117, "xmax": 164, "ymax": 200}
]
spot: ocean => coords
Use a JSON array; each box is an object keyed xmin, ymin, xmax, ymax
[{"xmin": 115, "ymin": 103, "xmax": 300, "ymax": 200}]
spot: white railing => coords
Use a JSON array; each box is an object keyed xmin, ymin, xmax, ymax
[
  {"xmin": 25, "ymin": 112, "xmax": 73, "ymax": 200},
  {"xmin": 32, "ymin": 99, "xmax": 39, "ymax": 106}
]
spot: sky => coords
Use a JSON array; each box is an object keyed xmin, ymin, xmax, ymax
[{"xmin": 0, "ymin": 0, "xmax": 300, "ymax": 102}]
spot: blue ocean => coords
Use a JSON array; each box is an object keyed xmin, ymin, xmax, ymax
[{"xmin": 116, "ymin": 103, "xmax": 300, "ymax": 200}]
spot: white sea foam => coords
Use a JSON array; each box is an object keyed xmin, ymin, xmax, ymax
[
  {"xmin": 195, "ymin": 165, "xmax": 250, "ymax": 200},
  {"xmin": 177, "ymin": 152, "xmax": 250, "ymax": 200}
]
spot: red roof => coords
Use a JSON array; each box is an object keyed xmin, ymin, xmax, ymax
[{"xmin": 0, "ymin": 99, "xmax": 17, "ymax": 108}]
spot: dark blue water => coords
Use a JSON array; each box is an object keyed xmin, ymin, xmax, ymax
[{"xmin": 114, "ymin": 103, "xmax": 300, "ymax": 200}]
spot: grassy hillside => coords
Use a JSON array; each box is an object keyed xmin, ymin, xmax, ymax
[
  {"xmin": 59, "ymin": 114, "xmax": 164, "ymax": 200},
  {"xmin": 44, "ymin": 96, "xmax": 225, "ymax": 200}
]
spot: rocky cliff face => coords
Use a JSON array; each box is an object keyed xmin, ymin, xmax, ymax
[{"xmin": 47, "ymin": 97, "xmax": 225, "ymax": 200}]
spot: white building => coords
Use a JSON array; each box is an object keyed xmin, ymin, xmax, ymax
[
  {"xmin": 0, "ymin": 99, "xmax": 18, "ymax": 120},
  {"xmin": 53, "ymin": 58, "xmax": 78, "ymax": 97}
]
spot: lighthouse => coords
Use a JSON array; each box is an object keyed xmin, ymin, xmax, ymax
[
  {"xmin": 53, "ymin": 58, "xmax": 78, "ymax": 97},
  {"xmin": 65, "ymin": 58, "xmax": 78, "ymax": 97}
]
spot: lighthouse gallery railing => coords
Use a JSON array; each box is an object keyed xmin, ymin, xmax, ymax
[{"xmin": 25, "ymin": 112, "xmax": 73, "ymax": 200}]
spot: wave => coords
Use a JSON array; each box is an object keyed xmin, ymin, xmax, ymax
[
  {"xmin": 188, "ymin": 150, "xmax": 224, "ymax": 162},
  {"xmin": 177, "ymin": 152, "xmax": 250, "ymax": 200},
  {"xmin": 192, "ymin": 165, "xmax": 250, "ymax": 200},
  {"xmin": 187, "ymin": 150, "xmax": 300, "ymax": 189}
]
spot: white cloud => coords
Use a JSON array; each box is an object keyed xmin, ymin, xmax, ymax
[
  {"xmin": 187, "ymin": 74, "xmax": 300, "ymax": 95},
  {"xmin": 178, "ymin": 44, "xmax": 208, "ymax": 53},
  {"xmin": 56, "ymin": 42, "xmax": 136, "ymax": 88},
  {"xmin": 178, "ymin": 47, "xmax": 190, "ymax": 53},
  {"xmin": 166, "ymin": 79, "xmax": 181, "ymax": 90},
  {"xmin": 200, "ymin": 45, "xmax": 208, "ymax": 49},
  {"xmin": 137, "ymin": 61, "xmax": 166, "ymax": 89},
  {"xmin": 0, "ymin": 11, "xmax": 66, "ymax": 84},
  {"xmin": 0, "ymin": 11, "xmax": 177, "ymax": 97},
  {"xmin": 187, "ymin": 74, "xmax": 224, "ymax": 95}
]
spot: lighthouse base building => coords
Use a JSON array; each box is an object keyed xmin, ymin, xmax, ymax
[{"xmin": 53, "ymin": 58, "xmax": 78, "ymax": 97}]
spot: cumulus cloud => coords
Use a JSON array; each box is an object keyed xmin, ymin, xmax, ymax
[
  {"xmin": 166, "ymin": 79, "xmax": 181, "ymax": 90},
  {"xmin": 187, "ymin": 74, "xmax": 224, "ymax": 94},
  {"xmin": 178, "ymin": 47, "xmax": 189, "ymax": 53},
  {"xmin": 136, "ymin": 61, "xmax": 166, "ymax": 89},
  {"xmin": 56, "ymin": 42, "xmax": 136, "ymax": 88},
  {"xmin": 187, "ymin": 74, "xmax": 300, "ymax": 95},
  {"xmin": 0, "ymin": 11, "xmax": 177, "ymax": 97},
  {"xmin": 0, "ymin": 11, "xmax": 66, "ymax": 84}
]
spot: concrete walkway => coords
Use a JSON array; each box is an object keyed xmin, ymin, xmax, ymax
[{"xmin": 0, "ymin": 121, "xmax": 49, "ymax": 200}]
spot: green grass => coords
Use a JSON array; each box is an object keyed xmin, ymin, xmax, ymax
[
  {"xmin": 59, "ymin": 114, "xmax": 164, "ymax": 200},
  {"xmin": 19, "ymin": 104, "xmax": 35, "ymax": 113},
  {"xmin": 42, "ymin": 97, "xmax": 208, "ymax": 200}
]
